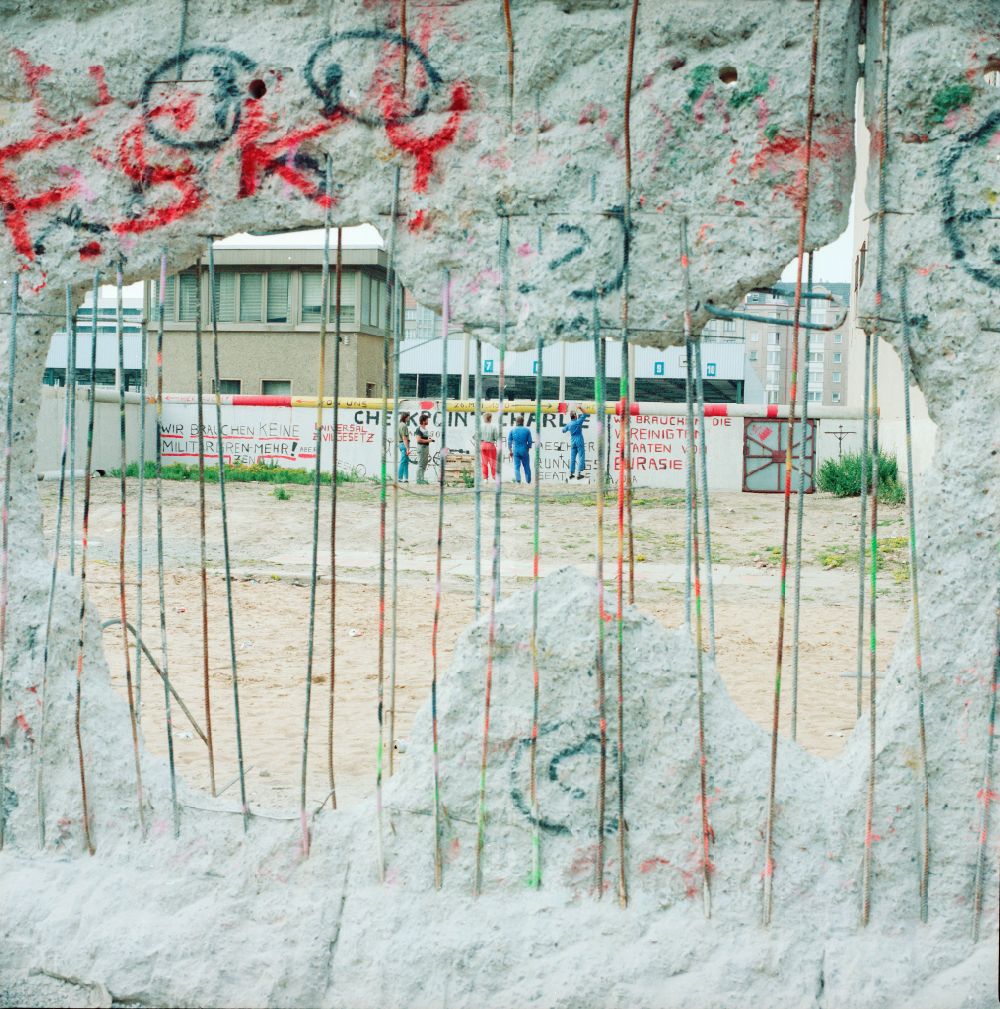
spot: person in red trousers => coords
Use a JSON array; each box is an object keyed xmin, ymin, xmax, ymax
[{"xmin": 479, "ymin": 411, "xmax": 499, "ymax": 480}]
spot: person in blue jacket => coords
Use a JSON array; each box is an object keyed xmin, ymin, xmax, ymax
[
  {"xmin": 563, "ymin": 409, "xmax": 587, "ymax": 479},
  {"xmin": 507, "ymin": 415, "xmax": 534, "ymax": 484}
]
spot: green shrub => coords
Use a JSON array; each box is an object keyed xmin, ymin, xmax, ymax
[
  {"xmin": 816, "ymin": 451, "xmax": 904, "ymax": 503},
  {"xmin": 273, "ymin": 485, "xmax": 290, "ymax": 501}
]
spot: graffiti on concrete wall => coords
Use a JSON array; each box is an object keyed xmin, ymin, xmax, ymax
[
  {"xmin": 940, "ymin": 107, "xmax": 1000, "ymax": 291},
  {"xmin": 1, "ymin": 28, "xmax": 469, "ymax": 277},
  {"xmin": 0, "ymin": 1, "xmax": 862, "ymax": 326},
  {"xmin": 157, "ymin": 400, "xmax": 749, "ymax": 489}
]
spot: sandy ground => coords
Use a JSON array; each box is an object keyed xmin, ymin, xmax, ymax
[{"xmin": 39, "ymin": 475, "xmax": 909, "ymax": 815}]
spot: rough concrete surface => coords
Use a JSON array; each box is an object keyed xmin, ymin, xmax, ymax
[
  {"xmin": 0, "ymin": 0, "xmax": 858, "ymax": 345},
  {"xmin": 0, "ymin": 1, "xmax": 998, "ymax": 1007}
]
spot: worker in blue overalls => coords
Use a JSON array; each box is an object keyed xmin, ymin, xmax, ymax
[
  {"xmin": 507, "ymin": 415, "xmax": 534, "ymax": 484},
  {"xmin": 563, "ymin": 409, "xmax": 587, "ymax": 479}
]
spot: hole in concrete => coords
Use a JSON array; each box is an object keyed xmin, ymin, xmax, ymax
[
  {"xmin": 29, "ymin": 65, "xmax": 931, "ymax": 827},
  {"xmin": 248, "ymin": 78, "xmax": 267, "ymax": 99},
  {"xmin": 718, "ymin": 66, "xmax": 738, "ymax": 86},
  {"xmin": 36, "ymin": 199, "xmax": 925, "ymax": 815}
]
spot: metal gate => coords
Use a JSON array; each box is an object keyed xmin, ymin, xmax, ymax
[{"xmin": 742, "ymin": 418, "xmax": 816, "ymax": 493}]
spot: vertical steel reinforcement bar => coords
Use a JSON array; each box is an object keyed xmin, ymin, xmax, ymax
[
  {"xmin": 862, "ymin": 307, "xmax": 881, "ymax": 927},
  {"xmin": 971, "ymin": 606, "xmax": 1000, "ymax": 941},
  {"xmin": 36, "ymin": 288, "xmax": 76, "ymax": 847},
  {"xmin": 301, "ymin": 163, "xmax": 333, "ymax": 852},
  {"xmin": 502, "ymin": 0, "xmax": 515, "ymax": 129},
  {"xmin": 388, "ymin": 166, "xmax": 403, "ymax": 777},
  {"xmin": 592, "ymin": 293, "xmax": 608, "ymax": 897},
  {"xmin": 389, "ymin": 292, "xmax": 403, "ymax": 776},
  {"xmin": 762, "ymin": 0, "xmax": 821, "ymax": 927},
  {"xmin": 116, "ymin": 266, "xmax": 145, "ymax": 834},
  {"xmin": 328, "ymin": 229, "xmax": 343, "ymax": 809},
  {"xmin": 194, "ymin": 266, "xmax": 216, "ymax": 798},
  {"xmin": 615, "ymin": 337, "xmax": 629, "ymax": 908},
  {"xmin": 474, "ymin": 337, "xmax": 483, "ymax": 618},
  {"xmin": 790, "ymin": 253, "xmax": 814, "ymax": 740},
  {"xmin": 374, "ymin": 187, "xmax": 398, "ymax": 882},
  {"xmin": 898, "ymin": 273, "xmax": 930, "ymax": 922},
  {"xmin": 69, "ymin": 291, "xmax": 78, "ymax": 577},
  {"xmin": 689, "ymin": 355, "xmax": 712, "ymax": 921},
  {"xmin": 622, "ymin": 0, "xmax": 639, "ymax": 612},
  {"xmin": 682, "ymin": 222, "xmax": 712, "ymax": 918},
  {"xmin": 684, "ymin": 361, "xmax": 693, "ymax": 632},
  {"xmin": 433, "ymin": 270, "xmax": 451, "ymax": 890},
  {"xmin": 154, "ymin": 255, "xmax": 180, "ymax": 838},
  {"xmin": 73, "ymin": 272, "xmax": 100, "ymax": 854},
  {"xmin": 208, "ymin": 246, "xmax": 248, "ymax": 828},
  {"xmin": 855, "ymin": 332, "xmax": 872, "ymax": 721},
  {"xmin": 529, "ymin": 331, "xmax": 543, "ymax": 888},
  {"xmin": 475, "ymin": 220, "xmax": 508, "ymax": 897},
  {"xmin": 862, "ymin": 0, "xmax": 891, "ymax": 928},
  {"xmin": 300, "ymin": 163, "xmax": 337, "ymax": 843},
  {"xmin": 692, "ymin": 337, "xmax": 717, "ymax": 661},
  {"xmin": 0, "ymin": 274, "xmax": 17, "ymax": 852},
  {"xmin": 135, "ymin": 283, "xmax": 148, "ymax": 720}
]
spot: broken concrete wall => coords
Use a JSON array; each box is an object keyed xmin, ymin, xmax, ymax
[
  {"xmin": 0, "ymin": 0, "xmax": 861, "ymax": 846},
  {"xmin": 0, "ymin": 0, "xmax": 858, "ymax": 345},
  {"xmin": 0, "ymin": 1, "xmax": 997, "ymax": 1007},
  {"xmin": 845, "ymin": 0, "xmax": 1000, "ymax": 965}
]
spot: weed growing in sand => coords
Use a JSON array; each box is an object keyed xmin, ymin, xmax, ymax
[
  {"xmin": 112, "ymin": 461, "xmax": 370, "ymax": 486},
  {"xmin": 872, "ymin": 535, "xmax": 910, "ymax": 583},
  {"xmin": 273, "ymin": 486, "xmax": 291, "ymax": 501},
  {"xmin": 818, "ymin": 546, "xmax": 849, "ymax": 569},
  {"xmin": 752, "ymin": 545, "xmax": 784, "ymax": 567},
  {"xmin": 815, "ymin": 537, "xmax": 910, "ymax": 583}
]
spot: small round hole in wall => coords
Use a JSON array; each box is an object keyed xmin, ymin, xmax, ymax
[
  {"xmin": 718, "ymin": 66, "xmax": 738, "ymax": 86},
  {"xmin": 248, "ymin": 78, "xmax": 267, "ymax": 99}
]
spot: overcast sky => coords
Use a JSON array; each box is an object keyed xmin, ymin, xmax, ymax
[
  {"xmin": 227, "ymin": 207, "xmax": 854, "ymax": 284},
  {"xmin": 780, "ymin": 194, "xmax": 854, "ymax": 285}
]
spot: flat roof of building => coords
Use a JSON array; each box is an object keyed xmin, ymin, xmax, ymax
[
  {"xmin": 214, "ymin": 224, "xmax": 383, "ymax": 249},
  {"xmin": 205, "ymin": 245, "xmax": 387, "ymax": 269}
]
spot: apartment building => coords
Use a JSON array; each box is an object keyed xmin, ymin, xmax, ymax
[{"xmin": 706, "ymin": 282, "xmax": 851, "ymax": 407}]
